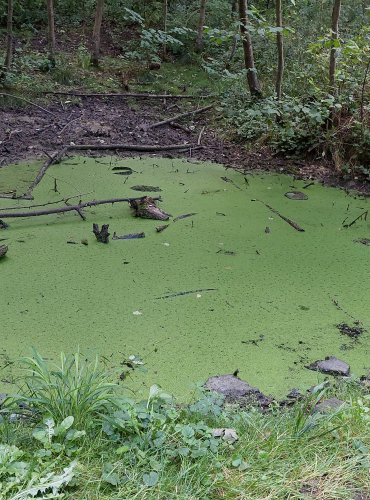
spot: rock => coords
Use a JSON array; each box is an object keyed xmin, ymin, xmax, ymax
[
  {"xmin": 212, "ymin": 428, "xmax": 239, "ymax": 443},
  {"xmin": 313, "ymin": 397, "xmax": 345, "ymax": 414},
  {"xmin": 204, "ymin": 374, "xmax": 271, "ymax": 408},
  {"xmin": 306, "ymin": 356, "xmax": 350, "ymax": 376},
  {"xmin": 285, "ymin": 191, "xmax": 308, "ymax": 200},
  {"xmin": 280, "ymin": 388, "xmax": 304, "ymax": 406}
]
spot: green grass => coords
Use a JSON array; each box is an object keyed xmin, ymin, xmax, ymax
[{"xmin": 0, "ymin": 351, "xmax": 369, "ymax": 499}]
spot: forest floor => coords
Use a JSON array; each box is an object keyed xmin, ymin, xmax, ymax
[{"xmin": 1, "ymin": 93, "xmax": 365, "ymax": 194}]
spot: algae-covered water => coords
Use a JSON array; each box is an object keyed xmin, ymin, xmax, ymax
[{"xmin": 0, "ymin": 156, "xmax": 369, "ymax": 398}]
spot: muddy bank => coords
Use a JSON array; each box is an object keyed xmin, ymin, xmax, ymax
[{"xmin": 1, "ymin": 95, "xmax": 357, "ymax": 191}]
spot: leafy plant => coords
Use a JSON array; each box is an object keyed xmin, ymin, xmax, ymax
[
  {"xmin": 16, "ymin": 350, "xmax": 119, "ymax": 427},
  {"xmin": 32, "ymin": 416, "xmax": 86, "ymax": 458}
]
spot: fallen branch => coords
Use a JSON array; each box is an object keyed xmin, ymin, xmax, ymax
[
  {"xmin": 0, "ymin": 192, "xmax": 33, "ymax": 200},
  {"xmin": 0, "ymin": 193, "xmax": 93, "ymax": 211},
  {"xmin": 67, "ymin": 143, "xmax": 200, "ymax": 152},
  {"xmin": 343, "ymin": 210, "xmax": 368, "ymax": 228},
  {"xmin": 26, "ymin": 146, "xmax": 69, "ymax": 197},
  {"xmin": 112, "ymin": 232, "xmax": 145, "ymax": 240},
  {"xmin": 0, "ymin": 196, "xmax": 161, "ymax": 220},
  {"xmin": 197, "ymin": 125, "xmax": 206, "ymax": 145},
  {"xmin": 254, "ymin": 199, "xmax": 305, "ymax": 232},
  {"xmin": 58, "ymin": 115, "xmax": 82, "ymax": 135},
  {"xmin": 155, "ymin": 288, "xmax": 217, "ymax": 299},
  {"xmin": 43, "ymin": 91, "xmax": 215, "ymax": 99},
  {"xmin": 173, "ymin": 212, "xmax": 197, "ymax": 222},
  {"xmin": 0, "ymin": 92, "xmax": 59, "ymax": 118},
  {"xmin": 144, "ymin": 104, "xmax": 213, "ymax": 131}
]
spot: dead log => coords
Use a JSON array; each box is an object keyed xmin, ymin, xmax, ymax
[
  {"xmin": 93, "ymin": 223, "xmax": 110, "ymax": 243},
  {"xmin": 0, "ymin": 245, "xmax": 8, "ymax": 258},
  {"xmin": 144, "ymin": 105, "xmax": 213, "ymax": 131},
  {"xmin": 0, "ymin": 196, "xmax": 161, "ymax": 220},
  {"xmin": 43, "ymin": 91, "xmax": 215, "ymax": 99},
  {"xmin": 130, "ymin": 196, "xmax": 170, "ymax": 221}
]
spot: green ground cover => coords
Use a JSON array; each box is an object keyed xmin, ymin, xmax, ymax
[{"xmin": 0, "ymin": 157, "xmax": 369, "ymax": 399}]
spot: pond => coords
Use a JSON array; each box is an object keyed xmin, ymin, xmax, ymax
[{"xmin": 0, "ymin": 156, "xmax": 369, "ymax": 398}]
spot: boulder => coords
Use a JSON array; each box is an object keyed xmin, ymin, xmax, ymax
[
  {"xmin": 204, "ymin": 374, "xmax": 271, "ymax": 408},
  {"xmin": 306, "ymin": 356, "xmax": 350, "ymax": 376}
]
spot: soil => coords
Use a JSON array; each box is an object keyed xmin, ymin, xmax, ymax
[{"xmin": 1, "ymin": 95, "xmax": 367, "ymax": 194}]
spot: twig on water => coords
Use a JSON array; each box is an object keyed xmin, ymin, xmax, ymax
[
  {"xmin": 254, "ymin": 199, "xmax": 305, "ymax": 232},
  {"xmin": 342, "ymin": 210, "xmax": 368, "ymax": 228},
  {"xmin": 155, "ymin": 288, "xmax": 217, "ymax": 299}
]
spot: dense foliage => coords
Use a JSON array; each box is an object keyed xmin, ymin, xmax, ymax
[{"xmin": 0, "ymin": 0, "xmax": 369, "ymax": 175}]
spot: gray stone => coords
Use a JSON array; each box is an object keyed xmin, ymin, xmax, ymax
[
  {"xmin": 204, "ymin": 374, "xmax": 271, "ymax": 408},
  {"xmin": 285, "ymin": 191, "xmax": 308, "ymax": 200},
  {"xmin": 313, "ymin": 397, "xmax": 345, "ymax": 414},
  {"xmin": 306, "ymin": 356, "xmax": 350, "ymax": 376}
]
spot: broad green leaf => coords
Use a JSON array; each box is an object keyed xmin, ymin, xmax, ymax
[
  {"xmin": 60, "ymin": 416, "xmax": 74, "ymax": 431},
  {"xmin": 143, "ymin": 471, "xmax": 159, "ymax": 487}
]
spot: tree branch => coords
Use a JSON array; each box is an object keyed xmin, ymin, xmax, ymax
[
  {"xmin": 0, "ymin": 196, "xmax": 161, "ymax": 219},
  {"xmin": 0, "ymin": 93, "xmax": 59, "ymax": 118},
  {"xmin": 143, "ymin": 105, "xmax": 212, "ymax": 130}
]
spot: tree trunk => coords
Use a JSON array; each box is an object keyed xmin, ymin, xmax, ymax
[
  {"xmin": 91, "ymin": 0, "xmax": 105, "ymax": 67},
  {"xmin": 329, "ymin": 0, "xmax": 341, "ymax": 91},
  {"xmin": 163, "ymin": 0, "xmax": 168, "ymax": 59},
  {"xmin": 275, "ymin": 0, "xmax": 284, "ymax": 100},
  {"xmin": 46, "ymin": 0, "xmax": 56, "ymax": 65},
  {"xmin": 238, "ymin": 0, "xmax": 262, "ymax": 97},
  {"xmin": 4, "ymin": 0, "xmax": 14, "ymax": 71},
  {"xmin": 195, "ymin": 0, "xmax": 207, "ymax": 53}
]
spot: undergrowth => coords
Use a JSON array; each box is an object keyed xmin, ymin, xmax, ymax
[{"xmin": 0, "ymin": 351, "xmax": 368, "ymax": 498}]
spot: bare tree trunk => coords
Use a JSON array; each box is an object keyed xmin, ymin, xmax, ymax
[
  {"xmin": 91, "ymin": 0, "xmax": 105, "ymax": 67},
  {"xmin": 4, "ymin": 0, "xmax": 14, "ymax": 71},
  {"xmin": 195, "ymin": 0, "xmax": 207, "ymax": 53},
  {"xmin": 46, "ymin": 0, "xmax": 56, "ymax": 65},
  {"xmin": 238, "ymin": 0, "xmax": 262, "ymax": 97},
  {"xmin": 163, "ymin": 0, "xmax": 168, "ymax": 59},
  {"xmin": 275, "ymin": 0, "xmax": 284, "ymax": 100},
  {"xmin": 329, "ymin": 0, "xmax": 341, "ymax": 91}
]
